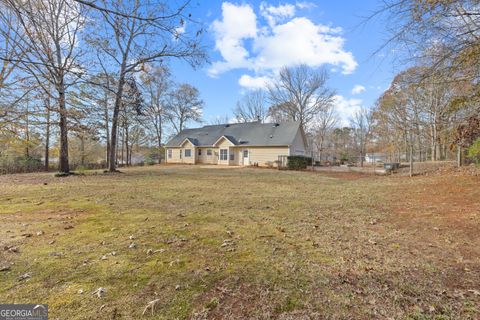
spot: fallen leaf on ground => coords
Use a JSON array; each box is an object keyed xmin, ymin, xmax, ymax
[
  {"xmin": 92, "ymin": 287, "xmax": 106, "ymax": 298},
  {"xmin": 142, "ymin": 299, "xmax": 161, "ymax": 316}
]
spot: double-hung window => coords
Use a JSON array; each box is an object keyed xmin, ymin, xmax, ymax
[
  {"xmin": 167, "ymin": 149, "xmax": 172, "ymax": 159},
  {"xmin": 220, "ymin": 149, "xmax": 228, "ymax": 161},
  {"xmin": 185, "ymin": 149, "xmax": 192, "ymax": 157}
]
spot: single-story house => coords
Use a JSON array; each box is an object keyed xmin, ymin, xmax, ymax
[{"xmin": 164, "ymin": 121, "xmax": 307, "ymax": 166}]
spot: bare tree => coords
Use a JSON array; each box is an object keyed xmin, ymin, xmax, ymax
[
  {"xmin": 233, "ymin": 89, "xmax": 267, "ymax": 123},
  {"xmin": 350, "ymin": 107, "xmax": 373, "ymax": 167},
  {"xmin": 267, "ymin": 102, "xmax": 293, "ymax": 124},
  {"xmin": 91, "ymin": 0, "xmax": 206, "ymax": 172},
  {"xmin": 377, "ymin": 69, "xmax": 426, "ymax": 176},
  {"xmin": 268, "ymin": 64, "xmax": 335, "ymax": 131},
  {"xmin": 140, "ymin": 64, "xmax": 170, "ymax": 163},
  {"xmin": 165, "ymin": 83, "xmax": 203, "ymax": 134},
  {"xmin": 209, "ymin": 115, "xmax": 231, "ymax": 125},
  {"xmin": 378, "ymin": 1, "xmax": 480, "ymax": 77},
  {"xmin": 3, "ymin": 0, "xmax": 86, "ymax": 174},
  {"xmin": 312, "ymin": 104, "xmax": 338, "ymax": 161},
  {"xmin": 0, "ymin": 3, "xmax": 26, "ymax": 94},
  {"xmin": 377, "ymin": 1, "xmax": 480, "ymax": 163}
]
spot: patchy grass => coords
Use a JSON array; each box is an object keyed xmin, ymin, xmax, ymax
[{"xmin": 0, "ymin": 165, "xmax": 479, "ymax": 319}]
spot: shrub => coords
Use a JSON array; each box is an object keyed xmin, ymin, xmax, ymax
[
  {"xmin": 467, "ymin": 138, "xmax": 480, "ymax": 164},
  {"xmin": 287, "ymin": 156, "xmax": 312, "ymax": 170},
  {"xmin": 145, "ymin": 157, "xmax": 156, "ymax": 166},
  {"xmin": 0, "ymin": 155, "xmax": 43, "ymax": 174}
]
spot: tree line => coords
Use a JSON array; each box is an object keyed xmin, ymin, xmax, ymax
[
  {"xmin": 374, "ymin": 0, "xmax": 480, "ymax": 171},
  {"xmin": 0, "ymin": 0, "xmax": 206, "ymax": 174},
  {"xmin": 1, "ymin": 0, "xmax": 479, "ymax": 175}
]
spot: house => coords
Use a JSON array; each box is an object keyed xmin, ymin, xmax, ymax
[{"xmin": 164, "ymin": 121, "xmax": 307, "ymax": 166}]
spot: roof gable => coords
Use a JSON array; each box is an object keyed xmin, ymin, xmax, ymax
[
  {"xmin": 213, "ymin": 135, "xmax": 236, "ymax": 146},
  {"xmin": 180, "ymin": 138, "xmax": 198, "ymax": 147},
  {"xmin": 166, "ymin": 121, "xmax": 301, "ymax": 148}
]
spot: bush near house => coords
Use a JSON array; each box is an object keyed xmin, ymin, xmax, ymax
[{"xmin": 287, "ymin": 155, "xmax": 312, "ymax": 170}]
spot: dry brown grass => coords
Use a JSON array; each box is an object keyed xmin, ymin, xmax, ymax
[{"xmin": 0, "ymin": 165, "xmax": 478, "ymax": 319}]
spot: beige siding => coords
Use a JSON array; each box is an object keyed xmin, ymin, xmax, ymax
[
  {"xmin": 166, "ymin": 148, "xmax": 182, "ymax": 163},
  {"xmin": 248, "ymin": 147, "xmax": 290, "ymax": 166},
  {"xmin": 181, "ymin": 140, "xmax": 196, "ymax": 164},
  {"xmin": 289, "ymin": 128, "xmax": 307, "ymax": 155},
  {"xmin": 167, "ymin": 135, "xmax": 298, "ymax": 167},
  {"xmin": 196, "ymin": 147, "xmax": 218, "ymax": 164},
  {"xmin": 166, "ymin": 140, "xmax": 196, "ymax": 164},
  {"xmin": 216, "ymin": 138, "xmax": 234, "ymax": 165},
  {"xmin": 231, "ymin": 148, "xmax": 243, "ymax": 166}
]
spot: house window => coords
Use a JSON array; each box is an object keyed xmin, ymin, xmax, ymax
[
  {"xmin": 220, "ymin": 149, "xmax": 228, "ymax": 161},
  {"xmin": 179, "ymin": 150, "xmax": 182, "ymax": 159},
  {"xmin": 185, "ymin": 149, "xmax": 192, "ymax": 157},
  {"xmin": 198, "ymin": 149, "xmax": 202, "ymax": 156},
  {"xmin": 243, "ymin": 150, "xmax": 249, "ymax": 158},
  {"xmin": 207, "ymin": 149, "xmax": 212, "ymax": 156},
  {"xmin": 168, "ymin": 149, "xmax": 172, "ymax": 159},
  {"xmin": 230, "ymin": 153, "xmax": 234, "ymax": 161}
]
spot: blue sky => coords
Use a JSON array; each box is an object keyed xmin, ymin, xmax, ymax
[{"xmin": 170, "ymin": 0, "xmax": 400, "ymax": 125}]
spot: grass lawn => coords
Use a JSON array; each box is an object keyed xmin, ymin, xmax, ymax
[{"xmin": 0, "ymin": 165, "xmax": 479, "ymax": 319}]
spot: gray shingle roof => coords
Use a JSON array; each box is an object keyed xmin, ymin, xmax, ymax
[{"xmin": 166, "ymin": 121, "xmax": 301, "ymax": 147}]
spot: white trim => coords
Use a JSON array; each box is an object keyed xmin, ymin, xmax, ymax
[
  {"xmin": 179, "ymin": 138, "xmax": 196, "ymax": 147},
  {"xmin": 213, "ymin": 136, "xmax": 236, "ymax": 147},
  {"xmin": 219, "ymin": 148, "xmax": 228, "ymax": 161}
]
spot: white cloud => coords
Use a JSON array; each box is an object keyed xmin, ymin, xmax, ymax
[
  {"xmin": 253, "ymin": 17, "xmax": 356, "ymax": 73},
  {"xmin": 238, "ymin": 74, "xmax": 272, "ymax": 90},
  {"xmin": 260, "ymin": 2, "xmax": 296, "ymax": 27},
  {"xmin": 296, "ymin": 1, "xmax": 317, "ymax": 10},
  {"xmin": 351, "ymin": 84, "xmax": 366, "ymax": 95},
  {"xmin": 210, "ymin": 2, "xmax": 257, "ymax": 76},
  {"xmin": 333, "ymin": 95, "xmax": 363, "ymax": 126},
  {"xmin": 210, "ymin": 2, "xmax": 358, "ymax": 86}
]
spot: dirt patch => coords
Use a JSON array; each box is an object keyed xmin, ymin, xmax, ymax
[
  {"xmin": 388, "ymin": 175, "xmax": 480, "ymax": 235},
  {"xmin": 384, "ymin": 175, "xmax": 480, "ymax": 293}
]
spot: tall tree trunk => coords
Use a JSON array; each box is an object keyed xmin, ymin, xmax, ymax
[
  {"xmin": 55, "ymin": 32, "xmax": 70, "ymax": 173},
  {"xmin": 129, "ymin": 141, "xmax": 134, "ymax": 165},
  {"xmin": 457, "ymin": 146, "xmax": 462, "ymax": 167},
  {"xmin": 108, "ymin": 70, "xmax": 126, "ymax": 172},
  {"xmin": 80, "ymin": 135, "xmax": 85, "ymax": 166},
  {"xmin": 104, "ymin": 95, "xmax": 110, "ymax": 169},
  {"xmin": 318, "ymin": 137, "xmax": 324, "ymax": 163},
  {"xmin": 121, "ymin": 126, "xmax": 125, "ymax": 166},
  {"xmin": 409, "ymin": 142, "xmax": 414, "ymax": 177},
  {"xmin": 44, "ymin": 106, "xmax": 50, "ymax": 171},
  {"xmin": 360, "ymin": 149, "xmax": 364, "ymax": 167},
  {"xmin": 157, "ymin": 113, "xmax": 162, "ymax": 164},
  {"xmin": 58, "ymin": 85, "xmax": 69, "ymax": 173},
  {"xmin": 125, "ymin": 125, "xmax": 129, "ymax": 166},
  {"xmin": 24, "ymin": 102, "xmax": 29, "ymax": 157}
]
